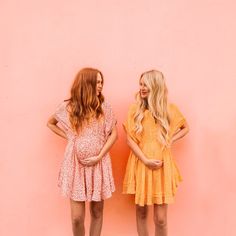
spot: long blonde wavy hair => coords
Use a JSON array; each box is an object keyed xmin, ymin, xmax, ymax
[
  {"xmin": 134, "ymin": 70, "xmax": 170, "ymax": 147},
  {"xmin": 66, "ymin": 68, "xmax": 104, "ymax": 132}
]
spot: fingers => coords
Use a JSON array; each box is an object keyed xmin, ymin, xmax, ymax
[
  {"xmin": 81, "ymin": 157, "xmax": 93, "ymax": 162},
  {"xmin": 156, "ymin": 161, "xmax": 163, "ymax": 168},
  {"xmin": 156, "ymin": 161, "xmax": 163, "ymax": 166},
  {"xmin": 150, "ymin": 160, "xmax": 163, "ymax": 165},
  {"xmin": 147, "ymin": 160, "xmax": 163, "ymax": 170},
  {"xmin": 150, "ymin": 159, "xmax": 162, "ymax": 163},
  {"xmin": 80, "ymin": 159, "xmax": 91, "ymax": 165},
  {"xmin": 80, "ymin": 161, "xmax": 92, "ymax": 166},
  {"xmin": 79, "ymin": 158, "xmax": 97, "ymax": 166},
  {"xmin": 80, "ymin": 160, "xmax": 87, "ymax": 165}
]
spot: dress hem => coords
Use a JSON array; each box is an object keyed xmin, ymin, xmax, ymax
[{"xmin": 60, "ymin": 189, "xmax": 115, "ymax": 202}]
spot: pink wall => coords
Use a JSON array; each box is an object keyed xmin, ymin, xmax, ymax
[{"xmin": 1, "ymin": 0, "xmax": 236, "ymax": 235}]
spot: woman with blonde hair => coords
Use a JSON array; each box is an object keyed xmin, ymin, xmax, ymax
[
  {"xmin": 123, "ymin": 70, "xmax": 189, "ymax": 236},
  {"xmin": 47, "ymin": 68, "xmax": 117, "ymax": 236}
]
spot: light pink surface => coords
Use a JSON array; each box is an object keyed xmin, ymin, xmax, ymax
[{"xmin": 1, "ymin": 0, "xmax": 236, "ymax": 235}]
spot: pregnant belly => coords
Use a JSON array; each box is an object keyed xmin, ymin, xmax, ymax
[
  {"xmin": 75, "ymin": 136, "xmax": 104, "ymax": 160},
  {"xmin": 141, "ymin": 142, "xmax": 164, "ymax": 160}
]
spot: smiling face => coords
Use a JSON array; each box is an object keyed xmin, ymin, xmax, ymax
[
  {"xmin": 96, "ymin": 72, "xmax": 103, "ymax": 96},
  {"xmin": 139, "ymin": 76, "xmax": 150, "ymax": 99}
]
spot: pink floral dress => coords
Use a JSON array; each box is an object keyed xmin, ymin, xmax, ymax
[{"xmin": 54, "ymin": 101, "xmax": 116, "ymax": 201}]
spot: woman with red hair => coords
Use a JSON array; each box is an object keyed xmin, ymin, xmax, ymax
[{"xmin": 47, "ymin": 68, "xmax": 117, "ymax": 236}]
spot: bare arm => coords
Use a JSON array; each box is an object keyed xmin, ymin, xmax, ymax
[
  {"xmin": 171, "ymin": 122, "xmax": 189, "ymax": 144},
  {"xmin": 126, "ymin": 135, "xmax": 162, "ymax": 170},
  {"xmin": 47, "ymin": 115, "xmax": 67, "ymax": 139},
  {"xmin": 97, "ymin": 125, "xmax": 118, "ymax": 159},
  {"xmin": 80, "ymin": 125, "xmax": 118, "ymax": 166}
]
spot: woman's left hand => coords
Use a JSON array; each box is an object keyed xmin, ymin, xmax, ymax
[{"xmin": 80, "ymin": 156, "xmax": 101, "ymax": 166}]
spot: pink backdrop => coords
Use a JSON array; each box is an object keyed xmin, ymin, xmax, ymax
[{"xmin": 1, "ymin": 0, "xmax": 236, "ymax": 235}]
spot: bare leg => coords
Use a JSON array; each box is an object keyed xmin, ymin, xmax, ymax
[
  {"xmin": 136, "ymin": 205, "xmax": 149, "ymax": 236},
  {"xmin": 89, "ymin": 200, "xmax": 104, "ymax": 236},
  {"xmin": 153, "ymin": 204, "xmax": 168, "ymax": 236},
  {"xmin": 70, "ymin": 199, "xmax": 85, "ymax": 236}
]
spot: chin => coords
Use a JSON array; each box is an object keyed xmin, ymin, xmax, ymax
[{"xmin": 141, "ymin": 95, "xmax": 148, "ymax": 99}]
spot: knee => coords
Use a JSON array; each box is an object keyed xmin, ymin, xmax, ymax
[
  {"xmin": 71, "ymin": 215, "xmax": 85, "ymax": 227},
  {"xmin": 90, "ymin": 203, "xmax": 104, "ymax": 219},
  {"xmin": 153, "ymin": 216, "xmax": 167, "ymax": 228},
  {"xmin": 136, "ymin": 206, "xmax": 148, "ymax": 220}
]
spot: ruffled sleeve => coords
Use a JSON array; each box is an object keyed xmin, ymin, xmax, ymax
[
  {"xmin": 169, "ymin": 103, "xmax": 186, "ymax": 135},
  {"xmin": 54, "ymin": 101, "xmax": 71, "ymax": 132},
  {"xmin": 123, "ymin": 104, "xmax": 141, "ymax": 143},
  {"xmin": 103, "ymin": 101, "xmax": 117, "ymax": 138}
]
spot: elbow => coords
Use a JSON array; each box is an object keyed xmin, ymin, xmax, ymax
[
  {"xmin": 183, "ymin": 123, "xmax": 190, "ymax": 135},
  {"xmin": 115, "ymin": 132, "xmax": 118, "ymax": 141},
  {"xmin": 112, "ymin": 126, "xmax": 118, "ymax": 141},
  {"xmin": 186, "ymin": 127, "xmax": 190, "ymax": 134},
  {"xmin": 46, "ymin": 121, "xmax": 51, "ymax": 128},
  {"xmin": 185, "ymin": 123, "xmax": 190, "ymax": 134},
  {"xmin": 47, "ymin": 119, "xmax": 54, "ymax": 129},
  {"xmin": 126, "ymin": 137, "xmax": 132, "ymax": 148},
  {"xmin": 47, "ymin": 116, "xmax": 57, "ymax": 128},
  {"xmin": 113, "ymin": 130, "xmax": 118, "ymax": 142}
]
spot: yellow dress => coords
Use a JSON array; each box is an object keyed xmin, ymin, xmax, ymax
[{"xmin": 123, "ymin": 103, "xmax": 186, "ymax": 206}]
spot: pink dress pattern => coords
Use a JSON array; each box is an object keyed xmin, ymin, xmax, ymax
[{"xmin": 54, "ymin": 101, "xmax": 116, "ymax": 201}]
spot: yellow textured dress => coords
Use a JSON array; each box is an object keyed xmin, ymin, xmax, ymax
[{"xmin": 123, "ymin": 103, "xmax": 186, "ymax": 206}]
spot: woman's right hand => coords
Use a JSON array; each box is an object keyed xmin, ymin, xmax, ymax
[{"xmin": 144, "ymin": 159, "xmax": 163, "ymax": 170}]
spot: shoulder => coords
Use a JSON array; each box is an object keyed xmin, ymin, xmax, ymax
[
  {"xmin": 102, "ymin": 100, "xmax": 112, "ymax": 108},
  {"xmin": 168, "ymin": 102, "xmax": 185, "ymax": 119},
  {"xmin": 128, "ymin": 103, "xmax": 138, "ymax": 113},
  {"xmin": 55, "ymin": 101, "xmax": 69, "ymax": 115},
  {"xmin": 102, "ymin": 101, "xmax": 116, "ymax": 119},
  {"xmin": 102, "ymin": 100, "xmax": 113, "ymax": 113},
  {"xmin": 168, "ymin": 102, "xmax": 177, "ymax": 108},
  {"xmin": 55, "ymin": 101, "xmax": 65, "ymax": 110},
  {"xmin": 167, "ymin": 103, "xmax": 178, "ymax": 119},
  {"xmin": 54, "ymin": 101, "xmax": 70, "ymax": 125},
  {"xmin": 168, "ymin": 102, "xmax": 179, "ymax": 113},
  {"xmin": 125, "ymin": 103, "xmax": 138, "ymax": 120}
]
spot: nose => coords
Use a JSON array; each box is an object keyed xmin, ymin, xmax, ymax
[{"xmin": 140, "ymin": 85, "xmax": 145, "ymax": 90}]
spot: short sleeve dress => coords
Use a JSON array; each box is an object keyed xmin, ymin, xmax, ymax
[
  {"xmin": 123, "ymin": 103, "xmax": 186, "ymax": 206},
  {"xmin": 54, "ymin": 101, "xmax": 116, "ymax": 201}
]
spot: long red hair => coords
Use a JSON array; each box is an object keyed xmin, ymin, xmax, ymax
[{"xmin": 66, "ymin": 68, "xmax": 104, "ymax": 132}]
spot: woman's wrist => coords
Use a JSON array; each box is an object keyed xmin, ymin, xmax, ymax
[
  {"xmin": 97, "ymin": 153, "xmax": 103, "ymax": 161},
  {"xmin": 141, "ymin": 157, "xmax": 148, "ymax": 165}
]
